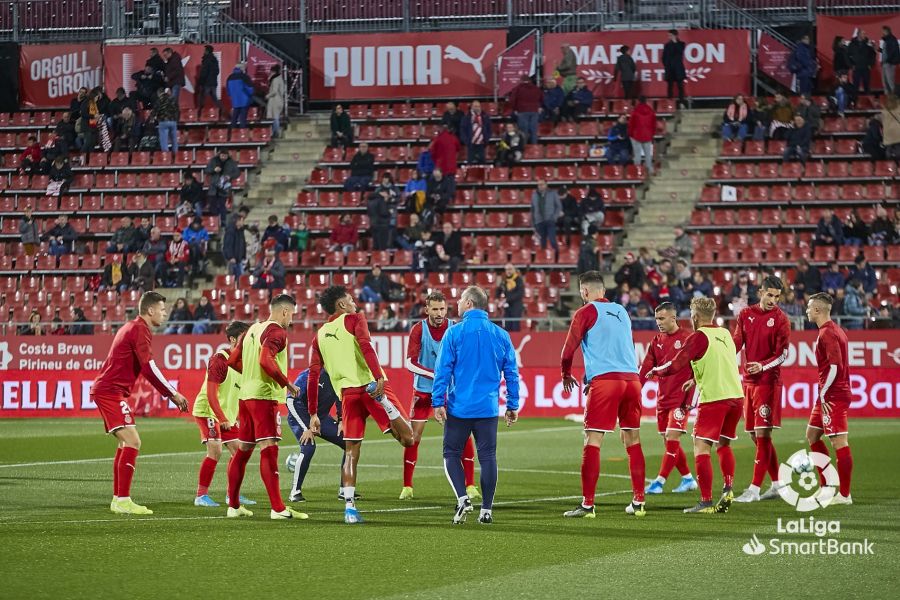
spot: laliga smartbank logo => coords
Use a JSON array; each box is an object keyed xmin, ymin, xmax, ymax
[
  {"xmin": 777, "ymin": 449, "xmax": 838, "ymax": 512},
  {"xmin": 741, "ymin": 517, "xmax": 874, "ymax": 556}
]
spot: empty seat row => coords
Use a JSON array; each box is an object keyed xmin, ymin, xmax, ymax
[
  {"xmin": 689, "ymin": 206, "xmax": 894, "ymax": 228},
  {"xmin": 710, "ymin": 160, "xmax": 895, "ymax": 182},
  {"xmin": 699, "ymin": 182, "xmax": 895, "ymax": 204}
]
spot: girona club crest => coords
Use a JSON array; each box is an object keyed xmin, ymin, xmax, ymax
[
  {"xmin": 767, "ymin": 318, "xmax": 775, "ymax": 327},
  {"xmin": 673, "ymin": 407, "xmax": 686, "ymax": 421},
  {"xmin": 758, "ymin": 404, "xmax": 771, "ymax": 418},
  {"xmin": 674, "ymin": 340, "xmax": 683, "ymax": 349}
]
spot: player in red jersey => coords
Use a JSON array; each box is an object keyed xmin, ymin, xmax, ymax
[
  {"xmin": 400, "ymin": 291, "xmax": 479, "ymax": 501},
  {"xmin": 732, "ymin": 275, "xmax": 792, "ymax": 503},
  {"xmin": 805, "ymin": 293, "xmax": 854, "ymax": 505},
  {"xmin": 90, "ymin": 291, "xmax": 189, "ymax": 515},
  {"xmin": 638, "ymin": 302, "xmax": 697, "ymax": 495}
]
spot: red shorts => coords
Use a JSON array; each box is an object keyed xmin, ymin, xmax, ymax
[
  {"xmin": 808, "ymin": 399, "xmax": 850, "ymax": 437},
  {"xmin": 237, "ymin": 399, "xmax": 282, "ymax": 443},
  {"xmin": 656, "ymin": 405, "xmax": 689, "ymax": 434},
  {"xmin": 743, "ymin": 383, "xmax": 782, "ymax": 431},
  {"xmin": 410, "ymin": 391, "xmax": 433, "ymax": 422},
  {"xmin": 194, "ymin": 416, "xmax": 241, "ymax": 444},
  {"xmin": 342, "ymin": 382, "xmax": 409, "ymax": 441},
  {"xmin": 693, "ymin": 399, "xmax": 743, "ymax": 443},
  {"xmin": 93, "ymin": 393, "xmax": 136, "ymax": 434},
  {"xmin": 584, "ymin": 378, "xmax": 642, "ymax": 432}
]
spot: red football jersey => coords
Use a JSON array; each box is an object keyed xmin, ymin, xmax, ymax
[
  {"xmin": 639, "ymin": 327, "xmax": 693, "ymax": 409},
  {"xmin": 91, "ymin": 317, "xmax": 176, "ymax": 399},
  {"xmin": 731, "ymin": 304, "xmax": 791, "ymax": 385},
  {"xmin": 815, "ymin": 321, "xmax": 852, "ymax": 402}
]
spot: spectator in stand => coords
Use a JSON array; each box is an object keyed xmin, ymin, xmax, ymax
[
  {"xmin": 403, "ymin": 170, "xmax": 427, "ymax": 214},
  {"xmin": 178, "ymin": 171, "xmax": 205, "ymax": 218},
  {"xmin": 261, "ymin": 214, "xmax": 289, "ymax": 252},
  {"xmin": 160, "ymin": 251, "xmax": 186, "ymax": 288},
  {"xmin": 225, "ymin": 204, "xmax": 250, "ymax": 229},
  {"xmin": 768, "ymin": 93, "xmax": 794, "ymax": 139},
  {"xmin": 45, "ymin": 156, "xmax": 72, "ymax": 197},
  {"xmin": 375, "ymin": 306, "xmax": 402, "ymax": 332},
  {"xmin": 166, "ymin": 228, "xmax": 190, "ymax": 266},
  {"xmin": 131, "ymin": 65, "xmax": 163, "ymax": 109},
  {"xmin": 869, "ymin": 205, "xmax": 894, "ymax": 245},
  {"xmin": 360, "ymin": 264, "xmax": 391, "ymax": 303},
  {"xmin": 558, "ymin": 185, "xmax": 581, "ymax": 238},
  {"xmin": 414, "ymin": 229, "xmax": 439, "ymax": 272},
  {"xmin": 430, "ymin": 124, "xmax": 462, "ymax": 181},
  {"xmin": 509, "ymin": 76, "xmax": 542, "ymax": 144},
  {"xmin": 127, "ymin": 251, "xmax": 156, "ymax": 291},
  {"xmin": 141, "ymin": 226, "xmax": 166, "ymax": 266},
  {"xmin": 531, "ymin": 179, "xmax": 562, "ymax": 252},
  {"xmin": 329, "ymin": 213, "xmax": 359, "ymax": 255},
  {"xmin": 227, "ymin": 63, "xmax": 255, "ymax": 129},
  {"xmin": 685, "ymin": 269, "xmax": 713, "ymax": 300},
  {"xmin": 881, "ymin": 95, "xmax": 900, "ymax": 158},
  {"xmin": 434, "ymin": 222, "xmax": 464, "ymax": 272},
  {"xmin": 161, "ymin": 47, "xmax": 185, "ymax": 103},
  {"xmin": 112, "ymin": 107, "xmax": 142, "ymax": 152},
  {"xmin": 847, "ymin": 254, "xmax": 877, "ymax": 295},
  {"xmin": 54, "ymin": 112, "xmax": 77, "ymax": 155},
  {"xmin": 398, "ymin": 212, "xmax": 425, "ymax": 250},
  {"xmin": 182, "ymin": 217, "xmax": 209, "ymax": 276},
  {"xmin": 833, "ymin": 71, "xmax": 858, "ymax": 117},
  {"xmin": 577, "ymin": 232, "xmax": 602, "ymax": 273},
  {"xmin": 106, "ymin": 215, "xmax": 139, "ymax": 254},
  {"xmin": 165, "ymin": 298, "xmax": 194, "ymax": 334},
  {"xmin": 614, "ymin": 46, "xmax": 638, "ymax": 99},
  {"xmin": 659, "ymin": 224, "xmax": 693, "ymax": 262},
  {"xmin": 792, "ymin": 258, "xmax": 822, "ymax": 298},
  {"xmin": 70, "ymin": 307, "xmax": 94, "ymax": 335},
  {"xmin": 822, "ymin": 261, "xmax": 846, "ymax": 295},
  {"xmin": 556, "ymin": 43, "xmax": 578, "ymax": 94},
  {"xmin": 222, "ymin": 213, "xmax": 247, "ymax": 277},
  {"xmin": 833, "ymin": 36, "xmax": 853, "ymax": 75},
  {"xmin": 192, "ymin": 295, "xmax": 217, "ymax": 334},
  {"xmin": 782, "ymin": 115, "xmax": 812, "ymax": 163},
  {"xmin": 78, "ymin": 88, "xmax": 103, "ymax": 160},
  {"xmin": 425, "ymin": 168, "xmax": 453, "ymax": 219},
  {"xmin": 330, "ymin": 104, "xmax": 353, "ymax": 148},
  {"xmin": 132, "ymin": 216, "xmax": 151, "ymax": 254},
  {"xmin": 796, "ymin": 94, "xmax": 822, "ymax": 134},
  {"xmin": 44, "ymin": 214, "xmax": 77, "ymax": 257},
  {"xmin": 107, "ymin": 87, "xmax": 136, "ymax": 124},
  {"xmin": 460, "ymin": 100, "xmax": 493, "ymax": 163},
  {"xmin": 540, "ymin": 77, "xmax": 565, "ymax": 124},
  {"xmin": 196, "ymin": 45, "xmax": 222, "ymax": 114},
  {"xmin": 290, "ymin": 218, "xmax": 309, "ymax": 251},
  {"xmin": 19, "ymin": 135, "xmax": 41, "ymax": 175},
  {"xmin": 367, "ymin": 187, "xmax": 393, "ymax": 251},
  {"xmin": 632, "ymin": 304, "xmax": 657, "ymax": 330},
  {"xmin": 606, "ymin": 114, "xmax": 631, "ymax": 164},
  {"xmin": 882, "ymin": 26, "xmax": 900, "ymax": 95},
  {"xmin": 628, "ymin": 96, "xmax": 656, "ymax": 175},
  {"xmin": 70, "ymin": 87, "xmax": 88, "ymax": 120},
  {"xmin": 205, "ymin": 149, "xmax": 239, "ymax": 222},
  {"xmin": 722, "ymin": 94, "xmax": 751, "ymax": 141},
  {"xmin": 843, "ymin": 280, "xmax": 868, "ymax": 329},
  {"xmin": 146, "ymin": 46, "xmax": 165, "ymax": 73},
  {"xmin": 580, "ymin": 187, "xmax": 605, "ymax": 235},
  {"xmin": 615, "ymin": 252, "xmax": 645, "ymax": 291},
  {"xmin": 813, "ymin": 207, "xmax": 844, "ymax": 249},
  {"xmin": 788, "ymin": 34, "xmax": 817, "ymax": 96},
  {"xmin": 848, "ymin": 30, "xmax": 876, "ymax": 93},
  {"xmin": 17, "ymin": 311, "xmax": 43, "ymax": 336},
  {"xmin": 496, "ymin": 263, "xmax": 525, "ymax": 332},
  {"xmin": 252, "ymin": 247, "xmax": 286, "ymax": 290},
  {"xmin": 844, "ymin": 210, "xmax": 869, "ymax": 246},
  {"xmin": 496, "ymin": 122, "xmax": 525, "ymax": 167},
  {"xmin": 266, "ymin": 64, "xmax": 286, "ymax": 138},
  {"xmin": 862, "ymin": 115, "xmax": 885, "ymax": 159},
  {"xmin": 152, "ymin": 87, "xmax": 179, "ymax": 153},
  {"xmin": 663, "ymin": 30, "xmax": 687, "ymax": 105},
  {"xmin": 440, "ymin": 101, "xmax": 464, "ymax": 137},
  {"xmin": 561, "ymin": 77, "xmax": 592, "ymax": 121},
  {"xmin": 100, "ymin": 253, "xmax": 129, "ymax": 292},
  {"xmin": 728, "ymin": 271, "xmax": 759, "ymax": 309},
  {"xmin": 377, "ymin": 173, "xmax": 401, "ymax": 245},
  {"xmin": 777, "ymin": 289, "xmax": 806, "ymax": 319},
  {"xmin": 344, "ymin": 142, "xmax": 375, "ymax": 190}
]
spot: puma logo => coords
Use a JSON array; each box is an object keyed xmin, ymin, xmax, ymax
[
  {"xmin": 747, "ymin": 316, "xmax": 755, "ymax": 323},
  {"xmin": 324, "ymin": 332, "xmax": 339, "ymax": 340},
  {"xmin": 715, "ymin": 336, "xmax": 728, "ymax": 346},
  {"xmin": 656, "ymin": 344, "xmax": 663, "ymax": 349},
  {"xmin": 444, "ymin": 44, "xmax": 494, "ymax": 83},
  {"xmin": 430, "ymin": 350, "xmax": 437, "ymax": 358},
  {"xmin": 605, "ymin": 311, "xmax": 622, "ymax": 322}
]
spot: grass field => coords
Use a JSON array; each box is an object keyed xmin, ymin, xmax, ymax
[{"xmin": 1, "ymin": 417, "xmax": 898, "ymax": 599}]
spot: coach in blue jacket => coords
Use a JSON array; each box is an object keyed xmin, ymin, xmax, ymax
[{"xmin": 432, "ymin": 286, "xmax": 520, "ymax": 525}]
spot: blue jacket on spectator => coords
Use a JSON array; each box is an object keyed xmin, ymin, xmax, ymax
[
  {"xmin": 848, "ymin": 263, "xmax": 877, "ymax": 294},
  {"xmin": 607, "ymin": 122, "xmax": 630, "ymax": 154},
  {"xmin": 182, "ymin": 225, "xmax": 209, "ymax": 245},
  {"xmin": 226, "ymin": 67, "xmax": 255, "ymax": 109},
  {"xmin": 788, "ymin": 41, "xmax": 817, "ymax": 79},
  {"xmin": 542, "ymin": 86, "xmax": 565, "ymax": 112},
  {"xmin": 822, "ymin": 270, "xmax": 845, "ymax": 292},
  {"xmin": 568, "ymin": 86, "xmax": 593, "ymax": 110}
]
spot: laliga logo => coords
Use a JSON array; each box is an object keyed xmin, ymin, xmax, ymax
[
  {"xmin": 777, "ymin": 449, "xmax": 839, "ymax": 512},
  {"xmin": 0, "ymin": 342, "xmax": 12, "ymax": 370},
  {"xmin": 742, "ymin": 534, "xmax": 766, "ymax": 556}
]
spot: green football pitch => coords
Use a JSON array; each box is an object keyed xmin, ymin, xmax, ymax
[{"xmin": 1, "ymin": 418, "xmax": 897, "ymax": 599}]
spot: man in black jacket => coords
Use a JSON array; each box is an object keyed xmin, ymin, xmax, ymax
[
  {"xmin": 44, "ymin": 214, "xmax": 77, "ymax": 256},
  {"xmin": 205, "ymin": 149, "xmax": 240, "ymax": 221},
  {"xmin": 131, "ymin": 65, "xmax": 164, "ymax": 108},
  {"xmin": 792, "ymin": 258, "xmax": 822, "ymax": 299},
  {"xmin": 222, "ymin": 214, "xmax": 247, "ymax": 277},
  {"xmin": 440, "ymin": 101, "xmax": 464, "ymax": 137},
  {"xmin": 425, "ymin": 168, "xmax": 453, "ymax": 218},
  {"xmin": 882, "ymin": 26, "xmax": 900, "ymax": 95},
  {"xmin": 197, "ymin": 45, "xmax": 223, "ymax": 112},
  {"xmin": 162, "ymin": 47, "xmax": 186, "ymax": 103},
  {"xmin": 344, "ymin": 142, "xmax": 376, "ymax": 190},
  {"xmin": 367, "ymin": 189, "xmax": 392, "ymax": 250},
  {"xmin": 614, "ymin": 46, "xmax": 638, "ymax": 99},
  {"xmin": 433, "ymin": 222, "xmax": 463, "ymax": 272},
  {"xmin": 782, "ymin": 115, "xmax": 812, "ymax": 163},
  {"xmin": 848, "ymin": 31, "xmax": 876, "ymax": 93},
  {"xmin": 146, "ymin": 47, "xmax": 166, "ymax": 75},
  {"xmin": 662, "ymin": 30, "xmax": 686, "ymax": 105}
]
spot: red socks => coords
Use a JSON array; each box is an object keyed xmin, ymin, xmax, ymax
[
  {"xmin": 696, "ymin": 453, "xmax": 713, "ymax": 502},
  {"xmin": 197, "ymin": 457, "xmax": 218, "ymax": 497},
  {"xmin": 751, "ymin": 437, "xmax": 771, "ymax": 487},
  {"xmin": 117, "ymin": 447, "xmax": 139, "ymax": 499},
  {"xmin": 809, "ymin": 440, "xmax": 831, "ymax": 486},
  {"xmin": 626, "ymin": 443, "xmax": 646, "ymax": 503},
  {"xmin": 659, "ymin": 439, "xmax": 680, "ymax": 479},
  {"xmin": 113, "ymin": 447, "xmax": 123, "ymax": 497},
  {"xmin": 717, "ymin": 445, "xmax": 736, "ymax": 488},
  {"xmin": 226, "ymin": 447, "xmax": 253, "ymax": 509},
  {"xmin": 581, "ymin": 445, "xmax": 601, "ymax": 507},
  {"xmin": 403, "ymin": 443, "xmax": 418, "ymax": 487},
  {"xmin": 463, "ymin": 437, "xmax": 476, "ymax": 487},
  {"xmin": 674, "ymin": 444, "xmax": 691, "ymax": 476},
  {"xmin": 767, "ymin": 439, "xmax": 779, "ymax": 481},
  {"xmin": 836, "ymin": 446, "xmax": 853, "ymax": 497},
  {"xmin": 260, "ymin": 445, "xmax": 285, "ymax": 513}
]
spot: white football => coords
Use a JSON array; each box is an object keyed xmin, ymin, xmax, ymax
[
  {"xmin": 285, "ymin": 452, "xmax": 299, "ymax": 473},
  {"xmin": 790, "ymin": 453, "xmax": 813, "ymax": 474}
]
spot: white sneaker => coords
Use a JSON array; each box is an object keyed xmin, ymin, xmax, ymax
[
  {"xmin": 759, "ymin": 483, "xmax": 783, "ymax": 501},
  {"xmin": 734, "ymin": 488, "xmax": 761, "ymax": 503},
  {"xmin": 830, "ymin": 494, "xmax": 853, "ymax": 506}
]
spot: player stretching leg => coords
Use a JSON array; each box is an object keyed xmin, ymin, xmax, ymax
[
  {"xmin": 638, "ymin": 302, "xmax": 697, "ymax": 495},
  {"xmin": 90, "ymin": 291, "xmax": 189, "ymax": 515},
  {"xmin": 307, "ymin": 286, "xmax": 415, "ymax": 524},
  {"xmin": 648, "ymin": 297, "xmax": 743, "ymax": 514},
  {"xmin": 560, "ymin": 272, "xmax": 647, "ymax": 519},
  {"xmin": 224, "ymin": 294, "xmax": 308, "ymax": 520},
  {"xmin": 733, "ymin": 276, "xmax": 791, "ymax": 503},
  {"xmin": 805, "ymin": 293, "xmax": 854, "ymax": 505},
  {"xmin": 401, "ymin": 291, "xmax": 479, "ymax": 501},
  {"xmin": 192, "ymin": 321, "xmax": 255, "ymax": 507}
]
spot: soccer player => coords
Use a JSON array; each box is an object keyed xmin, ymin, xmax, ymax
[
  {"xmin": 192, "ymin": 320, "xmax": 256, "ymax": 508},
  {"xmin": 401, "ymin": 291, "xmax": 479, "ymax": 502},
  {"xmin": 90, "ymin": 291, "xmax": 189, "ymax": 515},
  {"xmin": 224, "ymin": 294, "xmax": 308, "ymax": 520},
  {"xmin": 647, "ymin": 297, "xmax": 742, "ymax": 514},
  {"xmin": 804, "ymin": 293, "xmax": 853, "ymax": 505},
  {"xmin": 733, "ymin": 276, "xmax": 791, "ymax": 503},
  {"xmin": 560, "ymin": 271, "xmax": 647, "ymax": 519},
  {"xmin": 307, "ymin": 286, "xmax": 415, "ymax": 524},
  {"xmin": 638, "ymin": 302, "xmax": 697, "ymax": 495}
]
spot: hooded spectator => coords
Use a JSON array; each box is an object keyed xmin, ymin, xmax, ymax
[
  {"xmin": 227, "ymin": 63, "xmax": 255, "ymax": 128},
  {"xmin": 627, "ymin": 96, "xmax": 656, "ymax": 174}
]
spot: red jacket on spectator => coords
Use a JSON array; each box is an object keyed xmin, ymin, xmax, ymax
[
  {"xmin": 509, "ymin": 81, "xmax": 544, "ymax": 113},
  {"xmin": 21, "ymin": 143, "xmax": 41, "ymax": 166},
  {"xmin": 627, "ymin": 102, "xmax": 657, "ymax": 143},
  {"xmin": 330, "ymin": 222, "xmax": 359, "ymax": 246},
  {"xmin": 430, "ymin": 129, "xmax": 461, "ymax": 176}
]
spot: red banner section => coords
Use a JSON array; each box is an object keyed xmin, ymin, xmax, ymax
[
  {"xmin": 19, "ymin": 43, "xmax": 103, "ymax": 108},
  {"xmin": 497, "ymin": 33, "xmax": 537, "ymax": 97},
  {"xmin": 1, "ymin": 331, "xmax": 898, "ymax": 419},
  {"xmin": 309, "ymin": 30, "xmax": 506, "ymax": 101},
  {"xmin": 245, "ymin": 43, "xmax": 281, "ymax": 94},
  {"xmin": 543, "ymin": 30, "xmax": 750, "ymax": 98},
  {"xmin": 816, "ymin": 14, "xmax": 900, "ymax": 88},
  {"xmin": 103, "ymin": 43, "xmax": 241, "ymax": 109},
  {"xmin": 757, "ymin": 32, "xmax": 795, "ymax": 91}
]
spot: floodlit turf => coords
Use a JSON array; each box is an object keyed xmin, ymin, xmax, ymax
[{"xmin": 1, "ymin": 418, "xmax": 898, "ymax": 599}]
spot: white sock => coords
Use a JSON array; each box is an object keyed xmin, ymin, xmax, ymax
[
  {"xmin": 480, "ymin": 508, "xmax": 492, "ymax": 518},
  {"xmin": 377, "ymin": 397, "xmax": 401, "ymax": 420},
  {"xmin": 457, "ymin": 494, "xmax": 469, "ymax": 507},
  {"xmin": 748, "ymin": 484, "xmax": 761, "ymax": 494},
  {"xmin": 112, "ymin": 496, "xmax": 119, "ymax": 501},
  {"xmin": 654, "ymin": 476, "xmax": 665, "ymax": 484},
  {"xmin": 684, "ymin": 473, "xmax": 694, "ymax": 479},
  {"xmin": 120, "ymin": 496, "xmax": 130, "ymax": 502},
  {"xmin": 344, "ymin": 486, "xmax": 355, "ymax": 507}
]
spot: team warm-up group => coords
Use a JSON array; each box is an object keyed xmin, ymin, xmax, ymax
[{"xmin": 88, "ymin": 270, "xmax": 854, "ymax": 524}]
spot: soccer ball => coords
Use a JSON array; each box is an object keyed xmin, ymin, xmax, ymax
[
  {"xmin": 285, "ymin": 452, "xmax": 299, "ymax": 473},
  {"xmin": 790, "ymin": 452, "xmax": 813, "ymax": 474}
]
